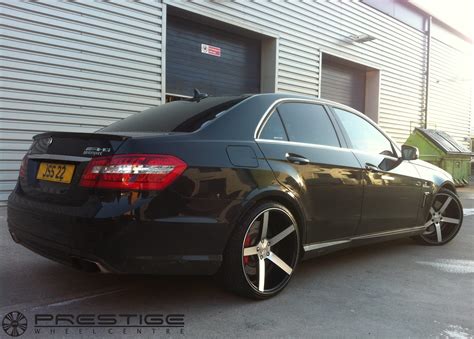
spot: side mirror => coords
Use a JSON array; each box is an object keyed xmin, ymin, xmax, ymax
[{"xmin": 401, "ymin": 145, "xmax": 419, "ymax": 161}]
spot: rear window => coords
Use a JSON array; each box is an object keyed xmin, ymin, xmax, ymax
[
  {"xmin": 101, "ymin": 96, "xmax": 246, "ymax": 133},
  {"xmin": 277, "ymin": 103, "xmax": 340, "ymax": 147}
]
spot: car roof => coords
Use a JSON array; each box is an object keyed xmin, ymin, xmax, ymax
[
  {"xmin": 199, "ymin": 92, "xmax": 358, "ymax": 114},
  {"xmin": 244, "ymin": 93, "xmax": 362, "ymax": 114},
  {"xmin": 197, "ymin": 92, "xmax": 396, "ymax": 147}
]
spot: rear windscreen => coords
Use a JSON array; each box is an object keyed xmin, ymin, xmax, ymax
[{"xmin": 101, "ymin": 96, "xmax": 246, "ymax": 133}]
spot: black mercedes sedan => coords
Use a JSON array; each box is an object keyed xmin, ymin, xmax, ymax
[{"xmin": 7, "ymin": 93, "xmax": 464, "ymax": 299}]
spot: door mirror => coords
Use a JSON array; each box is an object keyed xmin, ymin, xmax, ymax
[{"xmin": 401, "ymin": 145, "xmax": 419, "ymax": 161}]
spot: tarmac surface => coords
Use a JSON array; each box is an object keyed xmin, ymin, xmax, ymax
[{"xmin": 0, "ymin": 186, "xmax": 473, "ymax": 338}]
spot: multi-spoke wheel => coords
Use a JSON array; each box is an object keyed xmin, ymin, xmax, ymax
[
  {"xmin": 415, "ymin": 189, "xmax": 463, "ymax": 245},
  {"xmin": 223, "ymin": 202, "xmax": 300, "ymax": 299}
]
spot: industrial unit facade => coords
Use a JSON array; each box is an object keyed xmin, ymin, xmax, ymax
[{"xmin": 0, "ymin": 0, "xmax": 472, "ymax": 203}]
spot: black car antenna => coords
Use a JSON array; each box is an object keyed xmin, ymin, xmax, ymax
[{"xmin": 191, "ymin": 88, "xmax": 209, "ymax": 102}]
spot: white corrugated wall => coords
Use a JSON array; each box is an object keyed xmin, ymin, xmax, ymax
[
  {"xmin": 0, "ymin": 1, "xmax": 472, "ymax": 204},
  {"xmin": 0, "ymin": 0, "xmax": 163, "ymax": 203},
  {"xmin": 428, "ymin": 37, "xmax": 472, "ymax": 148}
]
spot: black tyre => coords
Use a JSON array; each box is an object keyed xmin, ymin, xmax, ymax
[
  {"xmin": 414, "ymin": 188, "xmax": 463, "ymax": 246},
  {"xmin": 222, "ymin": 202, "xmax": 301, "ymax": 299}
]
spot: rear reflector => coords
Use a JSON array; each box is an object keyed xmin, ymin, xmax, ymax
[{"xmin": 80, "ymin": 154, "xmax": 187, "ymax": 190}]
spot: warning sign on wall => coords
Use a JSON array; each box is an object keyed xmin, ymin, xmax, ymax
[{"xmin": 201, "ymin": 44, "xmax": 221, "ymax": 57}]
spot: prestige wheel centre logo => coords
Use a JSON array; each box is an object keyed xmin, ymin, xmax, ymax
[
  {"xmin": 2, "ymin": 311, "xmax": 185, "ymax": 337},
  {"xmin": 2, "ymin": 311, "xmax": 27, "ymax": 337}
]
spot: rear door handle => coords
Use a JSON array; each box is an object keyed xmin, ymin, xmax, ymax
[
  {"xmin": 286, "ymin": 153, "xmax": 310, "ymax": 165},
  {"xmin": 365, "ymin": 163, "xmax": 381, "ymax": 172}
]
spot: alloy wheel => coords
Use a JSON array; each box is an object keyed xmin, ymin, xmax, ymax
[
  {"xmin": 421, "ymin": 192, "xmax": 463, "ymax": 244},
  {"xmin": 241, "ymin": 208, "xmax": 299, "ymax": 294}
]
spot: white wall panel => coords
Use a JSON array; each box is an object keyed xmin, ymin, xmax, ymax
[
  {"xmin": 0, "ymin": 0, "xmax": 471, "ymax": 204},
  {"xmin": 428, "ymin": 37, "xmax": 472, "ymax": 147},
  {"xmin": 0, "ymin": 0, "xmax": 163, "ymax": 203}
]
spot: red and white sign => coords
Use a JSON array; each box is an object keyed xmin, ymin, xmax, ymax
[{"xmin": 201, "ymin": 44, "xmax": 221, "ymax": 57}]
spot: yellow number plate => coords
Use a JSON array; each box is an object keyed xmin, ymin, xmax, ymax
[{"xmin": 36, "ymin": 162, "xmax": 76, "ymax": 184}]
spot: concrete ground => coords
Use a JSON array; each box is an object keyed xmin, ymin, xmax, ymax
[{"xmin": 0, "ymin": 189, "xmax": 473, "ymax": 338}]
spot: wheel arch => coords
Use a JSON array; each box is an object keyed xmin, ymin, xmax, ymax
[
  {"xmin": 229, "ymin": 188, "xmax": 308, "ymax": 246},
  {"xmin": 438, "ymin": 180, "xmax": 457, "ymax": 195}
]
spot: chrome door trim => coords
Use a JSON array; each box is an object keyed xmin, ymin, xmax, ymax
[
  {"xmin": 303, "ymin": 239, "xmax": 351, "ymax": 252},
  {"xmin": 352, "ymin": 225, "xmax": 425, "ymax": 240},
  {"xmin": 303, "ymin": 225, "xmax": 425, "ymax": 252}
]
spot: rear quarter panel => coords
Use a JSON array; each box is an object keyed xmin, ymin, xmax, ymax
[{"xmin": 116, "ymin": 135, "xmax": 284, "ymax": 249}]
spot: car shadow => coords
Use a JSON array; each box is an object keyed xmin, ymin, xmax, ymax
[{"xmin": 2, "ymin": 237, "xmax": 421, "ymax": 311}]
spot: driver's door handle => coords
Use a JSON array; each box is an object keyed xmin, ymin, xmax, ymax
[
  {"xmin": 365, "ymin": 163, "xmax": 381, "ymax": 172},
  {"xmin": 286, "ymin": 153, "xmax": 310, "ymax": 165}
]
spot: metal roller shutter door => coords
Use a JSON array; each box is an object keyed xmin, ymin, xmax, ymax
[
  {"xmin": 166, "ymin": 15, "xmax": 261, "ymax": 96},
  {"xmin": 321, "ymin": 59, "xmax": 366, "ymax": 112}
]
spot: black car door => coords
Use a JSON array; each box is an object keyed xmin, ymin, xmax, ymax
[
  {"xmin": 256, "ymin": 101, "xmax": 364, "ymax": 244},
  {"xmin": 330, "ymin": 107, "xmax": 423, "ymax": 235}
]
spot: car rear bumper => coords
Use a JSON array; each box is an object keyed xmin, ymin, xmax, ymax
[{"xmin": 7, "ymin": 192, "xmax": 235, "ymax": 275}]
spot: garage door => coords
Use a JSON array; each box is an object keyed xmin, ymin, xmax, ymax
[
  {"xmin": 321, "ymin": 58, "xmax": 366, "ymax": 112},
  {"xmin": 166, "ymin": 15, "xmax": 261, "ymax": 97}
]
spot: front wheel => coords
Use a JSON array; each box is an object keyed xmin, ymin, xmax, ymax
[
  {"xmin": 222, "ymin": 202, "xmax": 301, "ymax": 299},
  {"xmin": 414, "ymin": 188, "xmax": 463, "ymax": 245}
]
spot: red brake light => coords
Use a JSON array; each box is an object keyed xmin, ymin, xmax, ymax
[
  {"xmin": 19, "ymin": 155, "xmax": 28, "ymax": 178},
  {"xmin": 80, "ymin": 154, "xmax": 187, "ymax": 190}
]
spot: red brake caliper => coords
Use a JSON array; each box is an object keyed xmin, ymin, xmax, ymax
[{"xmin": 243, "ymin": 233, "xmax": 252, "ymax": 265}]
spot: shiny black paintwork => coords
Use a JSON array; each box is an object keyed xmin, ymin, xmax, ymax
[{"xmin": 7, "ymin": 93, "xmax": 456, "ymax": 275}]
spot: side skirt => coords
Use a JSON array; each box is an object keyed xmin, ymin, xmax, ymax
[{"xmin": 302, "ymin": 225, "xmax": 426, "ymax": 260}]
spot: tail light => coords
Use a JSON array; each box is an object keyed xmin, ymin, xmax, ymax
[
  {"xmin": 80, "ymin": 154, "xmax": 187, "ymax": 190},
  {"xmin": 19, "ymin": 155, "xmax": 28, "ymax": 179}
]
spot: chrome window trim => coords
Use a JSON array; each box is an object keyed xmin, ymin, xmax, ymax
[
  {"xmin": 254, "ymin": 97, "xmax": 401, "ymax": 156},
  {"xmin": 303, "ymin": 225, "xmax": 425, "ymax": 252},
  {"xmin": 254, "ymin": 98, "xmax": 346, "ymax": 148},
  {"xmin": 255, "ymin": 138, "xmax": 353, "ymax": 153},
  {"xmin": 254, "ymin": 98, "xmax": 340, "ymax": 140}
]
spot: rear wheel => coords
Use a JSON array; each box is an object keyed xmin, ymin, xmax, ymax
[
  {"xmin": 223, "ymin": 202, "xmax": 300, "ymax": 299},
  {"xmin": 415, "ymin": 189, "xmax": 463, "ymax": 245}
]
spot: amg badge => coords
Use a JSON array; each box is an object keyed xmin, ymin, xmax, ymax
[{"xmin": 83, "ymin": 147, "xmax": 111, "ymax": 156}]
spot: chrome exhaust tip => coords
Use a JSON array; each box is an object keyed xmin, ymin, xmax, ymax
[
  {"xmin": 70, "ymin": 256, "xmax": 111, "ymax": 273},
  {"xmin": 9, "ymin": 231, "xmax": 20, "ymax": 243}
]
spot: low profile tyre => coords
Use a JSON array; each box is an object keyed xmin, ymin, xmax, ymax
[
  {"xmin": 415, "ymin": 188, "xmax": 463, "ymax": 246},
  {"xmin": 223, "ymin": 202, "xmax": 301, "ymax": 299}
]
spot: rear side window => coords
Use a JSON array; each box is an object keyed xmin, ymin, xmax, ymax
[
  {"xmin": 333, "ymin": 108, "xmax": 394, "ymax": 156},
  {"xmin": 277, "ymin": 103, "xmax": 340, "ymax": 147},
  {"xmin": 259, "ymin": 112, "xmax": 288, "ymax": 141},
  {"xmin": 101, "ymin": 96, "xmax": 245, "ymax": 133}
]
